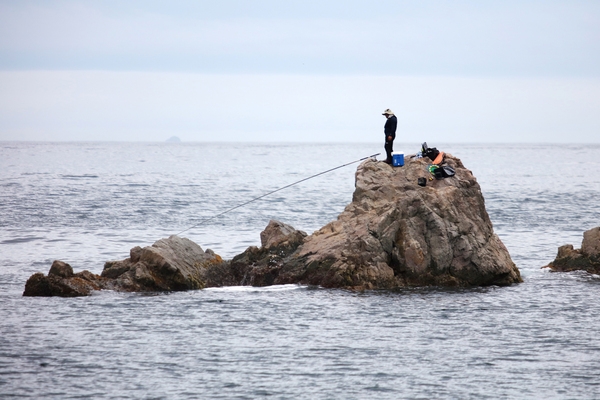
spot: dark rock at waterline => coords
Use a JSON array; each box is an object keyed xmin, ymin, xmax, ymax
[
  {"xmin": 543, "ymin": 227, "xmax": 600, "ymax": 274},
  {"xmin": 228, "ymin": 220, "xmax": 307, "ymax": 286},
  {"xmin": 24, "ymin": 154, "xmax": 522, "ymax": 296},
  {"xmin": 23, "ymin": 261, "xmax": 106, "ymax": 297}
]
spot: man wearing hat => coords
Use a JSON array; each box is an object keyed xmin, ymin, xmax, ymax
[{"xmin": 382, "ymin": 109, "xmax": 397, "ymax": 164}]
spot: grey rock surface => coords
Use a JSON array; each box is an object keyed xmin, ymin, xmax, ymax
[
  {"xmin": 101, "ymin": 235, "xmax": 226, "ymax": 291},
  {"xmin": 582, "ymin": 227, "xmax": 600, "ymax": 257}
]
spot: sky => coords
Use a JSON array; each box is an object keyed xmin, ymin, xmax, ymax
[{"xmin": 0, "ymin": 0, "xmax": 599, "ymax": 143}]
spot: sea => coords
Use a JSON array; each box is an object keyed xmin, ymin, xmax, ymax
[{"xmin": 1, "ymin": 142, "xmax": 599, "ymax": 399}]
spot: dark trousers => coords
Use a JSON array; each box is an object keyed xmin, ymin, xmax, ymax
[{"xmin": 385, "ymin": 141, "xmax": 394, "ymax": 163}]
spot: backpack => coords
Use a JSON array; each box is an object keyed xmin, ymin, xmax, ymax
[{"xmin": 421, "ymin": 142, "xmax": 439, "ymax": 161}]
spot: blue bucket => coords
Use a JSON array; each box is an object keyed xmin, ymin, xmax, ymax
[{"xmin": 392, "ymin": 152, "xmax": 404, "ymax": 167}]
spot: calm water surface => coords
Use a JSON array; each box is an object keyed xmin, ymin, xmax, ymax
[{"xmin": 1, "ymin": 142, "xmax": 599, "ymax": 399}]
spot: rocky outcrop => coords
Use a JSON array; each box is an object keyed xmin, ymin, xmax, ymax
[
  {"xmin": 219, "ymin": 155, "xmax": 521, "ymax": 289},
  {"xmin": 100, "ymin": 235, "xmax": 227, "ymax": 291},
  {"xmin": 227, "ymin": 220, "xmax": 307, "ymax": 286},
  {"xmin": 23, "ymin": 260, "xmax": 106, "ymax": 297},
  {"xmin": 543, "ymin": 227, "xmax": 600, "ymax": 274},
  {"xmin": 265, "ymin": 155, "xmax": 521, "ymax": 288},
  {"xmin": 23, "ymin": 236, "xmax": 227, "ymax": 296},
  {"xmin": 24, "ymin": 153, "xmax": 522, "ymax": 296}
]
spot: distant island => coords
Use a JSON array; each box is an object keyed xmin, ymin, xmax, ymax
[{"xmin": 166, "ymin": 136, "xmax": 181, "ymax": 143}]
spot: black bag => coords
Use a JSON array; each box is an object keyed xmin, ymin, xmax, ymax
[
  {"xmin": 441, "ymin": 166, "xmax": 455, "ymax": 177},
  {"xmin": 432, "ymin": 166, "xmax": 445, "ymax": 179},
  {"xmin": 424, "ymin": 147, "xmax": 440, "ymax": 161},
  {"xmin": 421, "ymin": 143, "xmax": 439, "ymax": 161}
]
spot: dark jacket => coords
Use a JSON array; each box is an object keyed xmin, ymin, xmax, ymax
[{"xmin": 384, "ymin": 115, "xmax": 397, "ymax": 141}]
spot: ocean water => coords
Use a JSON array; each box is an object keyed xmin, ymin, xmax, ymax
[{"xmin": 1, "ymin": 142, "xmax": 600, "ymax": 399}]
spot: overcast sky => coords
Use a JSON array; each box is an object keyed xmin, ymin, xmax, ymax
[{"xmin": 0, "ymin": 0, "xmax": 599, "ymax": 142}]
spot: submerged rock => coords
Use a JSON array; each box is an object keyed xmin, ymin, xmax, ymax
[
  {"xmin": 543, "ymin": 227, "xmax": 600, "ymax": 274},
  {"xmin": 24, "ymin": 154, "xmax": 522, "ymax": 297}
]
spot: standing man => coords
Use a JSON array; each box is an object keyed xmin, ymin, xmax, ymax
[{"xmin": 382, "ymin": 109, "xmax": 397, "ymax": 164}]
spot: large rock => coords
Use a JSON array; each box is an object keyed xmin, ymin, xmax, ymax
[
  {"xmin": 268, "ymin": 156, "xmax": 521, "ymax": 288},
  {"xmin": 23, "ymin": 236, "xmax": 227, "ymax": 296},
  {"xmin": 543, "ymin": 227, "xmax": 600, "ymax": 274},
  {"xmin": 101, "ymin": 235, "xmax": 226, "ymax": 291}
]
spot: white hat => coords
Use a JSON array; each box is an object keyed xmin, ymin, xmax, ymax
[{"xmin": 382, "ymin": 109, "xmax": 394, "ymax": 115}]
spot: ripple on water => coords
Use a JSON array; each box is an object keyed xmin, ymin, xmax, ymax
[{"xmin": 1, "ymin": 143, "xmax": 600, "ymax": 398}]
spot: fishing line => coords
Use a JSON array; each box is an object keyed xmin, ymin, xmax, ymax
[{"xmin": 175, "ymin": 153, "xmax": 380, "ymax": 236}]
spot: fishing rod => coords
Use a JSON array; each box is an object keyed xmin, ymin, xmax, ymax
[{"xmin": 175, "ymin": 152, "xmax": 380, "ymax": 236}]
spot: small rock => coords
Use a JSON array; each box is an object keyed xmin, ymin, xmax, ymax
[
  {"xmin": 544, "ymin": 226, "xmax": 600, "ymax": 274},
  {"xmin": 48, "ymin": 260, "xmax": 74, "ymax": 278},
  {"xmin": 24, "ymin": 261, "xmax": 102, "ymax": 297},
  {"xmin": 23, "ymin": 273, "xmax": 52, "ymax": 296},
  {"xmin": 260, "ymin": 220, "xmax": 307, "ymax": 249},
  {"xmin": 230, "ymin": 222, "xmax": 307, "ymax": 287},
  {"xmin": 130, "ymin": 246, "xmax": 143, "ymax": 263}
]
